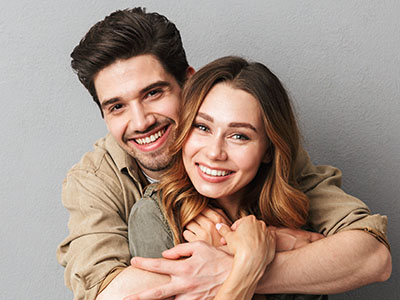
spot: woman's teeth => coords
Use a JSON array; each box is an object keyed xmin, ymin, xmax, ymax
[{"xmin": 199, "ymin": 165, "xmax": 232, "ymax": 177}]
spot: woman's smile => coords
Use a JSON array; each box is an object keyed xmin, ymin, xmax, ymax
[{"xmin": 182, "ymin": 82, "xmax": 268, "ymax": 204}]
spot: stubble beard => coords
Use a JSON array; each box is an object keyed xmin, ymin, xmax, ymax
[{"xmin": 126, "ymin": 128, "xmax": 175, "ymax": 173}]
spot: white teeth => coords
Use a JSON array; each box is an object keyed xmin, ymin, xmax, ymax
[
  {"xmin": 199, "ymin": 165, "xmax": 231, "ymax": 177},
  {"xmin": 135, "ymin": 129, "xmax": 165, "ymax": 145}
]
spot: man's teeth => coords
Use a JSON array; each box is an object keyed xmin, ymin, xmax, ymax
[
  {"xmin": 135, "ymin": 129, "xmax": 165, "ymax": 145},
  {"xmin": 199, "ymin": 165, "xmax": 232, "ymax": 177}
]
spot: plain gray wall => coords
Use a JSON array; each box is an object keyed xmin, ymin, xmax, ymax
[{"xmin": 0, "ymin": 1, "xmax": 398, "ymax": 299}]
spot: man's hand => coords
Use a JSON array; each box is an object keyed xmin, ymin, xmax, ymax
[{"xmin": 124, "ymin": 241, "xmax": 233, "ymax": 300}]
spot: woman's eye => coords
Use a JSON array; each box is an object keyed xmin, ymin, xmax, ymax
[
  {"xmin": 194, "ymin": 124, "xmax": 209, "ymax": 132},
  {"xmin": 232, "ymin": 134, "xmax": 249, "ymax": 140}
]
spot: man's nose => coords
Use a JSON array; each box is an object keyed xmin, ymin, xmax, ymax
[
  {"xmin": 205, "ymin": 137, "xmax": 227, "ymax": 161},
  {"xmin": 129, "ymin": 102, "xmax": 156, "ymax": 132}
]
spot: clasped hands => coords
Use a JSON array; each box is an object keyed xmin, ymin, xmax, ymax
[{"xmin": 125, "ymin": 207, "xmax": 324, "ymax": 300}]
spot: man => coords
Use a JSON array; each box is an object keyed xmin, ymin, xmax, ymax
[{"xmin": 57, "ymin": 8, "xmax": 391, "ymax": 300}]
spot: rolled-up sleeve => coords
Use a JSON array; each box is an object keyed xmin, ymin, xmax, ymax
[
  {"xmin": 56, "ymin": 169, "xmax": 134, "ymax": 300},
  {"xmin": 295, "ymin": 148, "xmax": 389, "ymax": 249}
]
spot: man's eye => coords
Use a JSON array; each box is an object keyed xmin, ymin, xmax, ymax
[
  {"xmin": 110, "ymin": 104, "xmax": 123, "ymax": 111},
  {"xmin": 194, "ymin": 124, "xmax": 209, "ymax": 132},
  {"xmin": 146, "ymin": 89, "xmax": 162, "ymax": 98},
  {"xmin": 232, "ymin": 134, "xmax": 249, "ymax": 140}
]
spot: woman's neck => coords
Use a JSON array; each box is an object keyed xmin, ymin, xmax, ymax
[{"xmin": 216, "ymin": 196, "xmax": 241, "ymax": 222}]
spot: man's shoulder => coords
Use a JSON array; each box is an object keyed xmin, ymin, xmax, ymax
[
  {"xmin": 66, "ymin": 134, "xmax": 140, "ymax": 179},
  {"xmin": 63, "ymin": 134, "xmax": 145, "ymax": 203},
  {"xmin": 68, "ymin": 135, "xmax": 112, "ymax": 175}
]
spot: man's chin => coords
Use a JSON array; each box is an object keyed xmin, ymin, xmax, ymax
[{"xmin": 136, "ymin": 154, "xmax": 173, "ymax": 173}]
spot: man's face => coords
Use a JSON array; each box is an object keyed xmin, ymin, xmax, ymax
[{"xmin": 94, "ymin": 54, "xmax": 182, "ymax": 179}]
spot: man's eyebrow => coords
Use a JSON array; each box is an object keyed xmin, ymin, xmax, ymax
[
  {"xmin": 101, "ymin": 97, "xmax": 119, "ymax": 110},
  {"xmin": 197, "ymin": 112, "xmax": 258, "ymax": 132},
  {"xmin": 141, "ymin": 81, "xmax": 171, "ymax": 94},
  {"xmin": 100, "ymin": 81, "xmax": 172, "ymax": 110}
]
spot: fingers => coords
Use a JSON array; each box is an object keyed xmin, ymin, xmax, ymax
[
  {"xmin": 183, "ymin": 229, "xmax": 197, "ymax": 242},
  {"xmin": 230, "ymin": 217, "xmax": 244, "ymax": 231},
  {"xmin": 215, "ymin": 223, "xmax": 232, "ymax": 238},
  {"xmin": 161, "ymin": 242, "xmax": 196, "ymax": 259},
  {"xmin": 131, "ymin": 256, "xmax": 186, "ymax": 275},
  {"xmin": 275, "ymin": 231, "xmax": 297, "ymax": 251},
  {"xmin": 202, "ymin": 206, "xmax": 232, "ymax": 225},
  {"xmin": 310, "ymin": 231, "xmax": 325, "ymax": 242},
  {"xmin": 273, "ymin": 227, "xmax": 325, "ymax": 250}
]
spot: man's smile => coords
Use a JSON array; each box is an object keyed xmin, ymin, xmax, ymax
[{"xmin": 133, "ymin": 127, "xmax": 167, "ymax": 145}]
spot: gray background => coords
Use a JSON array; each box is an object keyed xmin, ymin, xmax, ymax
[{"xmin": 0, "ymin": 1, "xmax": 398, "ymax": 299}]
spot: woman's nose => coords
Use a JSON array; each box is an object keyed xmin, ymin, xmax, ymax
[{"xmin": 205, "ymin": 137, "xmax": 227, "ymax": 161}]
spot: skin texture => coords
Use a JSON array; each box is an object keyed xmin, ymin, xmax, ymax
[
  {"xmin": 120, "ymin": 230, "xmax": 390, "ymax": 300},
  {"xmin": 214, "ymin": 216, "xmax": 276, "ymax": 300},
  {"xmin": 182, "ymin": 83, "xmax": 268, "ymax": 220},
  {"xmin": 94, "ymin": 56, "xmax": 391, "ymax": 299},
  {"xmin": 94, "ymin": 54, "xmax": 190, "ymax": 179}
]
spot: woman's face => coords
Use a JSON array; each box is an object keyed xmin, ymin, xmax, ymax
[{"xmin": 182, "ymin": 83, "xmax": 268, "ymax": 204}]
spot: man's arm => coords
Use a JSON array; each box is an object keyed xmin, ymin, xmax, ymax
[
  {"xmin": 96, "ymin": 267, "xmax": 171, "ymax": 300},
  {"xmin": 125, "ymin": 230, "xmax": 390, "ymax": 300},
  {"xmin": 256, "ymin": 229, "xmax": 391, "ymax": 294}
]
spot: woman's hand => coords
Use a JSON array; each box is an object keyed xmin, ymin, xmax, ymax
[
  {"xmin": 213, "ymin": 215, "xmax": 276, "ymax": 300},
  {"xmin": 183, "ymin": 206, "xmax": 232, "ymax": 247},
  {"xmin": 217, "ymin": 215, "xmax": 276, "ymax": 271}
]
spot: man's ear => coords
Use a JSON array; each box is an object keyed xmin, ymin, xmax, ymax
[{"xmin": 186, "ymin": 66, "xmax": 195, "ymax": 79}]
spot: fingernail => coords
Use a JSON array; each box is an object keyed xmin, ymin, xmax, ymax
[{"xmin": 216, "ymin": 223, "xmax": 222, "ymax": 230}]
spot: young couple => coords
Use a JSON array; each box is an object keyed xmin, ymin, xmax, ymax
[{"xmin": 57, "ymin": 8, "xmax": 391, "ymax": 300}]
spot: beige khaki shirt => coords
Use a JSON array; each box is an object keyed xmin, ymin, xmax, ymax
[{"xmin": 56, "ymin": 134, "xmax": 388, "ymax": 300}]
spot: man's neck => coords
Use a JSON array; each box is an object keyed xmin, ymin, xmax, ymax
[{"xmin": 141, "ymin": 169, "xmax": 159, "ymax": 184}]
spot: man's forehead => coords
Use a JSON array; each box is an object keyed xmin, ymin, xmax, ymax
[{"xmin": 94, "ymin": 54, "xmax": 176, "ymax": 102}]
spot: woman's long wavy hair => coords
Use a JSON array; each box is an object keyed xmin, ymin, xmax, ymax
[{"xmin": 158, "ymin": 56, "xmax": 309, "ymax": 244}]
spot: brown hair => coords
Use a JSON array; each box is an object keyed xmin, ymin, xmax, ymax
[
  {"xmin": 70, "ymin": 7, "xmax": 189, "ymax": 112},
  {"xmin": 159, "ymin": 56, "xmax": 309, "ymax": 243}
]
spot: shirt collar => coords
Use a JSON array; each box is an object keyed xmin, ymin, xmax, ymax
[{"xmin": 103, "ymin": 133, "xmax": 148, "ymax": 186}]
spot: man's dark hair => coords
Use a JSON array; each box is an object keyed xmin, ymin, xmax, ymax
[{"xmin": 71, "ymin": 7, "xmax": 189, "ymax": 110}]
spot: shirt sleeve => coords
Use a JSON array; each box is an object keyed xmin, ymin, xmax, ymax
[
  {"xmin": 294, "ymin": 147, "xmax": 389, "ymax": 249},
  {"xmin": 56, "ymin": 169, "xmax": 133, "ymax": 300}
]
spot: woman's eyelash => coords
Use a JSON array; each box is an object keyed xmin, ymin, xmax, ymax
[
  {"xmin": 232, "ymin": 133, "xmax": 250, "ymax": 140},
  {"xmin": 193, "ymin": 123, "xmax": 209, "ymax": 132}
]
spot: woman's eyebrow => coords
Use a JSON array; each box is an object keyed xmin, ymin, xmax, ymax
[
  {"xmin": 197, "ymin": 112, "xmax": 213, "ymax": 122},
  {"xmin": 228, "ymin": 122, "xmax": 257, "ymax": 132},
  {"xmin": 197, "ymin": 112, "xmax": 257, "ymax": 132}
]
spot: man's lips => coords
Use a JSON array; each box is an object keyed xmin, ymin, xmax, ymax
[
  {"xmin": 134, "ymin": 127, "xmax": 167, "ymax": 145},
  {"xmin": 127, "ymin": 124, "xmax": 171, "ymax": 152}
]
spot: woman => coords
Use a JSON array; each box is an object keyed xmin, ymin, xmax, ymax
[{"xmin": 128, "ymin": 56, "xmax": 325, "ymax": 300}]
